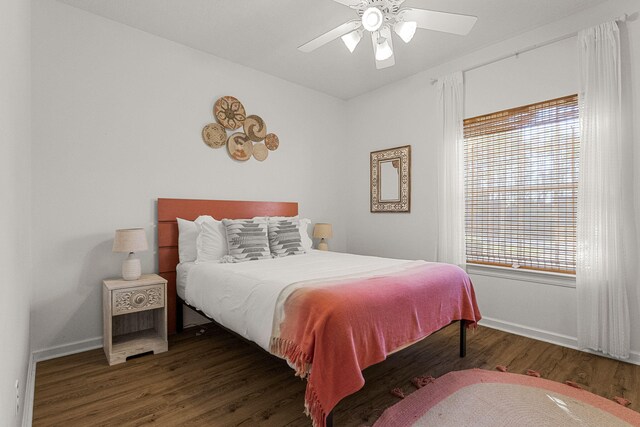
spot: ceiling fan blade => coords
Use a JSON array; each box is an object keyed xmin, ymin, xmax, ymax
[
  {"xmin": 400, "ymin": 8, "xmax": 477, "ymax": 35},
  {"xmin": 298, "ymin": 20, "xmax": 362, "ymax": 53},
  {"xmin": 331, "ymin": 0, "xmax": 363, "ymax": 6},
  {"xmin": 372, "ymin": 28, "xmax": 395, "ymax": 70}
]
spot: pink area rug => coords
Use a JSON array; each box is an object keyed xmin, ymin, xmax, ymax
[{"xmin": 374, "ymin": 369, "xmax": 640, "ymax": 426}]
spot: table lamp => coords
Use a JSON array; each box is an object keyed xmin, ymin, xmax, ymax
[
  {"xmin": 313, "ymin": 223, "xmax": 333, "ymax": 251},
  {"xmin": 113, "ymin": 228, "xmax": 148, "ymax": 280}
]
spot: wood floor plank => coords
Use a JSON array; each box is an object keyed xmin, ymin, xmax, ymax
[{"xmin": 33, "ymin": 323, "xmax": 640, "ymax": 426}]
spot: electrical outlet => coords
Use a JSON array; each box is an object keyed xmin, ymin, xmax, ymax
[{"xmin": 15, "ymin": 379, "xmax": 19, "ymax": 415}]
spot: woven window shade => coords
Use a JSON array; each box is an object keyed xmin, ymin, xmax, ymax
[{"xmin": 463, "ymin": 94, "xmax": 579, "ymax": 274}]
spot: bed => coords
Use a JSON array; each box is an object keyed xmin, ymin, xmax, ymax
[{"xmin": 157, "ymin": 198, "xmax": 481, "ymax": 427}]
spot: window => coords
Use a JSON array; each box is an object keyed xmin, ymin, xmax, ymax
[{"xmin": 463, "ymin": 95, "xmax": 579, "ymax": 274}]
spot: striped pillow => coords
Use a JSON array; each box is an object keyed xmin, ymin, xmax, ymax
[
  {"xmin": 222, "ymin": 218, "xmax": 271, "ymax": 262},
  {"xmin": 268, "ymin": 218, "xmax": 306, "ymax": 257}
]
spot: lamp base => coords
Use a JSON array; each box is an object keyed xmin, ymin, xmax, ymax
[
  {"xmin": 317, "ymin": 239, "xmax": 329, "ymax": 251},
  {"xmin": 122, "ymin": 253, "xmax": 141, "ymax": 281}
]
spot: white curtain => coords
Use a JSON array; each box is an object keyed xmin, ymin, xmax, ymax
[
  {"xmin": 577, "ymin": 21, "xmax": 630, "ymax": 359},
  {"xmin": 436, "ymin": 72, "xmax": 466, "ymax": 266}
]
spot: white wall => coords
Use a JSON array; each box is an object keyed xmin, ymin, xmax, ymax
[
  {"xmin": 31, "ymin": 0, "xmax": 348, "ymax": 354},
  {"xmin": 29, "ymin": 0, "xmax": 640, "ymax": 365},
  {"xmin": 0, "ymin": 0, "xmax": 32, "ymax": 424},
  {"xmin": 346, "ymin": 70, "xmax": 439, "ymax": 261},
  {"xmin": 346, "ymin": 0, "xmax": 640, "ymax": 361}
]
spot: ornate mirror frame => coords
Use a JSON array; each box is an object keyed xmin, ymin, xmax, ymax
[{"xmin": 370, "ymin": 145, "xmax": 411, "ymax": 213}]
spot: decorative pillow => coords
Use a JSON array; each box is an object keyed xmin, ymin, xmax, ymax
[
  {"xmin": 223, "ymin": 218, "xmax": 271, "ymax": 262},
  {"xmin": 177, "ymin": 218, "xmax": 199, "ymax": 263},
  {"xmin": 268, "ymin": 218, "xmax": 306, "ymax": 257},
  {"xmin": 195, "ymin": 215, "xmax": 228, "ymax": 263},
  {"xmin": 255, "ymin": 215, "xmax": 312, "ymax": 252}
]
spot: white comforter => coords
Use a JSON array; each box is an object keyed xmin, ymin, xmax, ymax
[{"xmin": 179, "ymin": 250, "xmax": 416, "ymax": 351}]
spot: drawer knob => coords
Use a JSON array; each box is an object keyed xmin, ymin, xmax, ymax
[{"xmin": 131, "ymin": 292, "xmax": 148, "ymax": 308}]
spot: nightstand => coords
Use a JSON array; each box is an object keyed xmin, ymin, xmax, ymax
[{"xmin": 103, "ymin": 274, "xmax": 168, "ymax": 365}]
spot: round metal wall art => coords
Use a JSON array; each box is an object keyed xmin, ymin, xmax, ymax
[
  {"xmin": 252, "ymin": 143, "xmax": 269, "ymax": 161},
  {"xmin": 265, "ymin": 133, "xmax": 280, "ymax": 151},
  {"xmin": 214, "ymin": 96, "xmax": 246, "ymax": 130},
  {"xmin": 227, "ymin": 132, "xmax": 253, "ymax": 161},
  {"xmin": 201, "ymin": 123, "xmax": 227, "ymax": 148},
  {"xmin": 243, "ymin": 115, "xmax": 267, "ymax": 142}
]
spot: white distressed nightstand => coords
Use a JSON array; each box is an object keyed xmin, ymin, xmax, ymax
[{"xmin": 103, "ymin": 274, "xmax": 168, "ymax": 365}]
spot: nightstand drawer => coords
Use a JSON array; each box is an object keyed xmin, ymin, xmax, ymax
[{"xmin": 112, "ymin": 284, "xmax": 164, "ymax": 316}]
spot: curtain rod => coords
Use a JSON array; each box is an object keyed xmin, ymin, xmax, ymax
[{"xmin": 429, "ymin": 13, "xmax": 630, "ymax": 85}]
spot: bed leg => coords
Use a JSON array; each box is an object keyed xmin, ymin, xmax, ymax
[
  {"xmin": 326, "ymin": 410, "xmax": 334, "ymax": 427},
  {"xmin": 177, "ymin": 297, "xmax": 184, "ymax": 334},
  {"xmin": 459, "ymin": 320, "xmax": 467, "ymax": 358}
]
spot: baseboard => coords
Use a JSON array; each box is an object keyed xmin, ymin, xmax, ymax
[
  {"xmin": 479, "ymin": 317, "xmax": 640, "ymax": 366},
  {"xmin": 32, "ymin": 336, "xmax": 103, "ymax": 362},
  {"xmin": 22, "ymin": 353, "xmax": 35, "ymax": 427},
  {"xmin": 479, "ymin": 317, "xmax": 577, "ymax": 348},
  {"xmin": 22, "ymin": 337, "xmax": 102, "ymax": 426}
]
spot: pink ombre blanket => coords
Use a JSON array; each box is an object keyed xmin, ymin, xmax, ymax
[{"xmin": 270, "ymin": 262, "xmax": 481, "ymax": 427}]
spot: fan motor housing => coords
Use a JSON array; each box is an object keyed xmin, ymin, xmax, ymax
[{"xmin": 355, "ymin": 0, "xmax": 402, "ymax": 18}]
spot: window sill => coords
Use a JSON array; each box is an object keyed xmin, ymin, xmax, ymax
[{"xmin": 465, "ymin": 264, "xmax": 576, "ymax": 288}]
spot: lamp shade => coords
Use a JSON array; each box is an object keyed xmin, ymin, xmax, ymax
[
  {"xmin": 375, "ymin": 37, "xmax": 393, "ymax": 61},
  {"xmin": 341, "ymin": 29, "xmax": 362, "ymax": 53},
  {"xmin": 112, "ymin": 228, "xmax": 148, "ymax": 253},
  {"xmin": 313, "ymin": 223, "xmax": 333, "ymax": 239},
  {"xmin": 394, "ymin": 20, "xmax": 417, "ymax": 43}
]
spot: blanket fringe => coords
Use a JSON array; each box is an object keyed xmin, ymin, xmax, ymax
[
  {"xmin": 304, "ymin": 382, "xmax": 328, "ymax": 427},
  {"xmin": 271, "ymin": 337, "xmax": 327, "ymax": 427},
  {"xmin": 270, "ymin": 337, "xmax": 312, "ymax": 378}
]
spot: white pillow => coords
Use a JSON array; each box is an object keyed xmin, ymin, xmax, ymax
[
  {"xmin": 195, "ymin": 215, "xmax": 228, "ymax": 263},
  {"xmin": 177, "ymin": 218, "xmax": 199, "ymax": 263},
  {"xmin": 298, "ymin": 218, "xmax": 312, "ymax": 252}
]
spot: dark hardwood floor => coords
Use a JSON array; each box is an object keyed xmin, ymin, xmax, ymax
[{"xmin": 33, "ymin": 323, "xmax": 640, "ymax": 426}]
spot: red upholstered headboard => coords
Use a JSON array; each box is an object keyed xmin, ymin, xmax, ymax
[{"xmin": 157, "ymin": 198, "xmax": 298, "ymax": 334}]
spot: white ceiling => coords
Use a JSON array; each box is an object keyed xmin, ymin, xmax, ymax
[{"xmin": 57, "ymin": 0, "xmax": 607, "ymax": 100}]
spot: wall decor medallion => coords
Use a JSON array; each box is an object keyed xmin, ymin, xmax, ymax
[
  {"xmin": 201, "ymin": 123, "xmax": 227, "ymax": 148},
  {"xmin": 227, "ymin": 132, "xmax": 254, "ymax": 161},
  {"xmin": 265, "ymin": 133, "xmax": 280, "ymax": 151},
  {"xmin": 243, "ymin": 115, "xmax": 267, "ymax": 142},
  {"xmin": 370, "ymin": 145, "xmax": 411, "ymax": 213},
  {"xmin": 204, "ymin": 96, "xmax": 280, "ymax": 162},
  {"xmin": 214, "ymin": 96, "xmax": 246, "ymax": 130},
  {"xmin": 252, "ymin": 143, "xmax": 269, "ymax": 161}
]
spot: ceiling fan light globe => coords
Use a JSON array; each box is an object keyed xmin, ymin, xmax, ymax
[
  {"xmin": 362, "ymin": 7, "xmax": 383, "ymax": 32},
  {"xmin": 375, "ymin": 38, "xmax": 393, "ymax": 61},
  {"xmin": 341, "ymin": 29, "xmax": 362, "ymax": 53},
  {"xmin": 394, "ymin": 20, "xmax": 417, "ymax": 43}
]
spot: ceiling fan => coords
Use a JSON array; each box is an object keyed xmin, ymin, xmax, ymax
[{"xmin": 298, "ymin": 0, "xmax": 477, "ymax": 69}]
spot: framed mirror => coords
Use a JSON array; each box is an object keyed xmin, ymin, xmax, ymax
[{"xmin": 370, "ymin": 145, "xmax": 411, "ymax": 212}]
